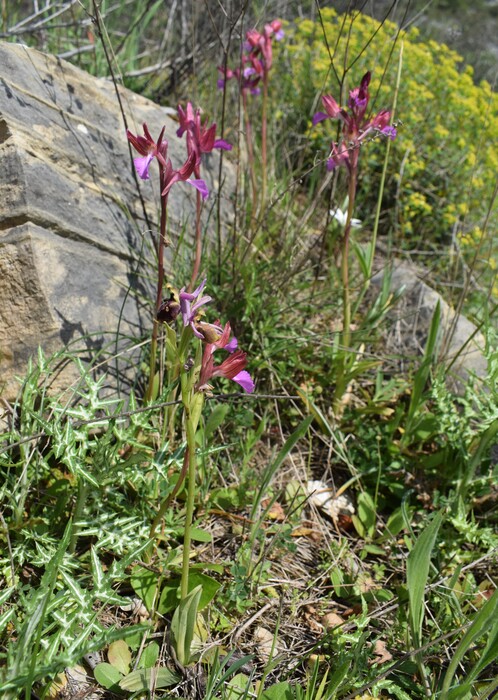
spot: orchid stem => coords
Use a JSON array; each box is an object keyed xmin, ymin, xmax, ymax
[
  {"xmin": 242, "ymin": 92, "xmax": 258, "ymax": 218},
  {"xmin": 180, "ymin": 397, "xmax": 197, "ymax": 600},
  {"xmin": 189, "ymin": 183, "xmax": 203, "ymax": 291},
  {"xmin": 145, "ymin": 190, "xmax": 168, "ymax": 404},
  {"xmin": 333, "ymin": 161, "xmax": 358, "ymax": 414},
  {"xmin": 260, "ymin": 74, "xmax": 269, "ymax": 216}
]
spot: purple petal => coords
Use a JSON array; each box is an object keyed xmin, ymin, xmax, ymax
[
  {"xmin": 187, "ymin": 178, "xmax": 209, "ymax": 200},
  {"xmin": 232, "ymin": 370, "xmax": 254, "ymax": 393},
  {"xmin": 191, "ymin": 279, "xmax": 207, "ymax": 298},
  {"xmin": 217, "ymin": 78, "xmax": 225, "ymax": 90},
  {"xmin": 312, "ymin": 112, "xmax": 329, "ymax": 126},
  {"xmin": 214, "ymin": 139, "xmax": 232, "ymax": 151},
  {"xmin": 275, "ymin": 29, "xmax": 284, "ymax": 41},
  {"xmin": 225, "ymin": 337, "xmax": 238, "ymax": 353},
  {"xmin": 191, "ymin": 294, "xmax": 213, "ymax": 317},
  {"xmin": 134, "ymin": 154, "xmax": 154, "ymax": 180},
  {"xmin": 250, "ymin": 87, "xmax": 261, "ymax": 96},
  {"xmin": 382, "ymin": 125, "xmax": 397, "ymax": 140}
]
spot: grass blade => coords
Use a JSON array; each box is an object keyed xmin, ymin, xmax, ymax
[
  {"xmin": 406, "ymin": 510, "xmax": 443, "ymax": 648},
  {"xmin": 440, "ymin": 588, "xmax": 498, "ymax": 699}
]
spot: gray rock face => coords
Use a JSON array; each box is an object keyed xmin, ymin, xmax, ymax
[
  {"xmin": 0, "ymin": 41, "xmax": 230, "ymax": 400},
  {"xmin": 371, "ymin": 261, "xmax": 487, "ymax": 391}
]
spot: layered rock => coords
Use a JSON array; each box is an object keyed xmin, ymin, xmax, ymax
[{"xmin": 0, "ymin": 41, "xmax": 229, "ymax": 400}]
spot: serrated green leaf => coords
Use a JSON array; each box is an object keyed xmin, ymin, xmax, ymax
[{"xmin": 119, "ymin": 666, "xmax": 180, "ymax": 691}]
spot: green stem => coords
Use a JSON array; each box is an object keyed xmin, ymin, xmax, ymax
[
  {"xmin": 180, "ymin": 401, "xmax": 198, "ymax": 600},
  {"xmin": 243, "ymin": 91, "xmax": 258, "ymax": 218},
  {"xmin": 189, "ymin": 182, "xmax": 203, "ymax": 291},
  {"xmin": 149, "ymin": 448, "xmax": 189, "ymax": 540},
  {"xmin": 341, "ymin": 164, "xmax": 358, "ymax": 354},
  {"xmin": 333, "ymin": 158, "xmax": 358, "ymax": 414},
  {"xmin": 145, "ymin": 193, "xmax": 168, "ymax": 403}
]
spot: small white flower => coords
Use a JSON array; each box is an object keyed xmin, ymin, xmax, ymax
[{"xmin": 330, "ymin": 206, "xmax": 362, "ymax": 228}]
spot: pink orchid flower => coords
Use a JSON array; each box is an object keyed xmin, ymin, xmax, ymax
[
  {"xmin": 312, "ymin": 72, "xmax": 397, "ymax": 171},
  {"xmin": 126, "ymin": 123, "xmax": 167, "ymax": 180},
  {"xmin": 197, "ymin": 322, "xmax": 254, "ymax": 394},
  {"xmin": 176, "ymin": 103, "xmax": 231, "ymax": 172},
  {"xmin": 127, "ymin": 122, "xmax": 209, "ymax": 198}
]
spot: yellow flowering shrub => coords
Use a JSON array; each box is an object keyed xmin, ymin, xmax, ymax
[{"xmin": 275, "ymin": 9, "xmax": 498, "ymax": 263}]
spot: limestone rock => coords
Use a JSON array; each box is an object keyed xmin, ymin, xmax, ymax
[
  {"xmin": 371, "ymin": 261, "xmax": 487, "ymax": 390},
  {"xmin": 0, "ymin": 41, "xmax": 231, "ymax": 400}
]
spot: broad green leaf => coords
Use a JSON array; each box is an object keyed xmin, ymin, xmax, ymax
[
  {"xmin": 204, "ymin": 404, "xmax": 230, "ymax": 440},
  {"xmin": 94, "ymin": 662, "xmax": 123, "ymax": 691},
  {"xmin": 382, "ymin": 506, "xmax": 411, "ymax": 540},
  {"xmin": 138, "ymin": 642, "xmax": 160, "ymax": 669},
  {"xmin": 119, "ymin": 666, "xmax": 180, "ymax": 691},
  {"xmin": 159, "ymin": 572, "xmax": 220, "ymax": 614},
  {"xmin": 406, "ymin": 511, "xmax": 443, "ymax": 647},
  {"xmin": 170, "ymin": 585, "xmax": 202, "ymax": 667},
  {"xmin": 261, "ymin": 681, "xmax": 295, "ymax": 699},
  {"xmin": 225, "ymin": 673, "xmax": 253, "ymax": 699},
  {"xmin": 355, "ymin": 490, "xmax": 376, "ymax": 539},
  {"xmin": 404, "ymin": 301, "xmax": 441, "ymax": 441},
  {"xmin": 251, "ymin": 416, "xmax": 313, "ymax": 520},
  {"xmin": 189, "ymin": 527, "xmax": 213, "ymax": 543},
  {"xmin": 130, "ymin": 565, "xmax": 159, "ymax": 613},
  {"xmin": 108, "ymin": 640, "xmax": 131, "ymax": 675}
]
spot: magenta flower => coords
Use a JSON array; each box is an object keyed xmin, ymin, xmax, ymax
[
  {"xmin": 127, "ymin": 122, "xmax": 209, "ymax": 198},
  {"xmin": 313, "ymin": 72, "xmax": 397, "ymax": 171},
  {"xmin": 217, "ymin": 18, "xmax": 283, "ymax": 95},
  {"xmin": 217, "ymin": 61, "xmax": 261, "ymax": 95},
  {"xmin": 245, "ymin": 19, "xmax": 283, "ymax": 73},
  {"xmin": 161, "ymin": 151, "xmax": 209, "ymax": 200},
  {"xmin": 126, "ymin": 123, "xmax": 167, "ymax": 180},
  {"xmin": 176, "ymin": 102, "xmax": 231, "ymax": 171},
  {"xmin": 197, "ymin": 322, "xmax": 254, "ymax": 394}
]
